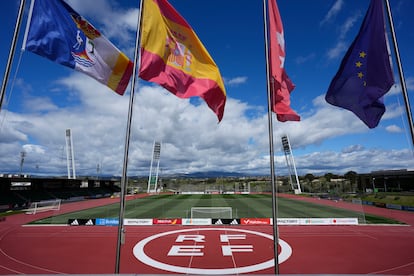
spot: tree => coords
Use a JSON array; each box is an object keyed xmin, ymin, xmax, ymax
[
  {"xmin": 304, "ymin": 173, "xmax": 315, "ymax": 183},
  {"xmin": 324, "ymin": 173, "xmax": 335, "ymax": 182},
  {"xmin": 344, "ymin": 171, "xmax": 358, "ymax": 192}
]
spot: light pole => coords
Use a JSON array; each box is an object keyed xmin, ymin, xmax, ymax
[
  {"xmin": 372, "ymin": 177, "xmax": 376, "ymax": 193},
  {"xmin": 19, "ymin": 151, "xmax": 26, "ymax": 176}
]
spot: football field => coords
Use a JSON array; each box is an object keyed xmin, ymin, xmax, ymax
[
  {"xmin": 29, "ymin": 193, "xmax": 400, "ymax": 225},
  {"xmin": 1, "ymin": 194, "xmax": 413, "ymax": 274}
]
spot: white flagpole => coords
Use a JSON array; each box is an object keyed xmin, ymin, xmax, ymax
[
  {"xmin": 263, "ymin": 0, "xmax": 280, "ymax": 274},
  {"xmin": 0, "ymin": 0, "xmax": 26, "ymax": 112},
  {"xmin": 114, "ymin": 0, "xmax": 144, "ymax": 273},
  {"xmin": 384, "ymin": 0, "xmax": 414, "ymax": 146}
]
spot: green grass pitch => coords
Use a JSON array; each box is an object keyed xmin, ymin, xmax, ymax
[{"xmin": 31, "ymin": 194, "xmax": 401, "ymax": 225}]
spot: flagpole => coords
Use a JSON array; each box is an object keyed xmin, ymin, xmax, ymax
[
  {"xmin": 384, "ymin": 0, "xmax": 414, "ymax": 146},
  {"xmin": 0, "ymin": 0, "xmax": 26, "ymax": 113},
  {"xmin": 114, "ymin": 0, "xmax": 144, "ymax": 273},
  {"xmin": 263, "ymin": 0, "xmax": 280, "ymax": 274}
]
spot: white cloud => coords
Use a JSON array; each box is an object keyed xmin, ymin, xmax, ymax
[
  {"xmin": 320, "ymin": 0, "xmax": 344, "ymax": 25},
  {"xmin": 295, "ymin": 53, "xmax": 316, "ymax": 65},
  {"xmin": 298, "ymin": 147, "xmax": 414, "ymax": 175},
  {"xmin": 1, "ymin": 0, "xmax": 413, "ymax": 177},
  {"xmin": 338, "ymin": 13, "xmax": 361, "ymax": 40},
  {"xmin": 342, "ymin": 144, "xmax": 364, "ymax": 154},
  {"xmin": 65, "ymin": 0, "xmax": 138, "ymax": 56},
  {"xmin": 386, "ymin": 124, "xmax": 403, "ymax": 133},
  {"xmin": 23, "ymin": 96, "xmax": 59, "ymax": 112},
  {"xmin": 326, "ymin": 41, "xmax": 347, "ymax": 60},
  {"xmin": 22, "ymin": 144, "xmax": 46, "ymax": 154},
  {"xmin": 405, "ymin": 77, "xmax": 414, "ymax": 91},
  {"xmin": 387, "ymin": 83, "xmax": 401, "ymax": 96},
  {"xmin": 383, "ymin": 102, "xmax": 404, "ymax": 120},
  {"xmin": 225, "ymin": 76, "xmax": 248, "ymax": 87},
  {"xmin": 325, "ymin": 9, "xmax": 362, "ymax": 60},
  {"xmin": 1, "ymin": 80, "xmax": 413, "ymax": 176}
]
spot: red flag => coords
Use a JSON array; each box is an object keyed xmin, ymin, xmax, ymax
[{"xmin": 268, "ymin": 0, "xmax": 300, "ymax": 122}]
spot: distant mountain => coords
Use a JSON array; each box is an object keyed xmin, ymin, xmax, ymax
[
  {"xmin": 165, "ymin": 171, "xmax": 254, "ymax": 178},
  {"xmin": 2, "ymin": 171, "xmax": 263, "ymax": 180}
]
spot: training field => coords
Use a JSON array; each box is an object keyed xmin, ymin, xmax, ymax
[
  {"xmin": 1, "ymin": 193, "xmax": 413, "ymax": 274},
  {"xmin": 30, "ymin": 193, "xmax": 398, "ymax": 225}
]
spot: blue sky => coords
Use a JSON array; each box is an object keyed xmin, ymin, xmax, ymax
[{"xmin": 1, "ymin": 0, "xmax": 414, "ymax": 177}]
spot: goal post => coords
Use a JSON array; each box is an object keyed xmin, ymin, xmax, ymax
[
  {"xmin": 190, "ymin": 207, "xmax": 232, "ymax": 219},
  {"xmin": 25, "ymin": 199, "xmax": 61, "ymax": 214}
]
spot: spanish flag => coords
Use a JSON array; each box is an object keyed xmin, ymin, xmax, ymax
[{"xmin": 139, "ymin": 0, "xmax": 227, "ymax": 122}]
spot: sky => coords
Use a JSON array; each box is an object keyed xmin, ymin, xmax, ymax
[{"xmin": 1, "ymin": 0, "xmax": 414, "ymax": 178}]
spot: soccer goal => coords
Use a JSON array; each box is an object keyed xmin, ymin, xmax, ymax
[
  {"xmin": 191, "ymin": 207, "xmax": 232, "ymax": 219},
  {"xmin": 25, "ymin": 199, "xmax": 62, "ymax": 214}
]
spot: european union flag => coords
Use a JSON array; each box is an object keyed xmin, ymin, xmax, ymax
[{"xmin": 325, "ymin": 0, "xmax": 394, "ymax": 128}]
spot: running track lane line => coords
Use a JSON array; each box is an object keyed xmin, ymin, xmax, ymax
[{"xmin": 0, "ymin": 226, "xmax": 65, "ymax": 274}]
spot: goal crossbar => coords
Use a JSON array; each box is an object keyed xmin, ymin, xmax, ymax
[
  {"xmin": 25, "ymin": 199, "xmax": 61, "ymax": 214},
  {"xmin": 191, "ymin": 207, "xmax": 232, "ymax": 219}
]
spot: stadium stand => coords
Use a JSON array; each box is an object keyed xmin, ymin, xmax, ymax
[{"xmin": 0, "ymin": 176, "xmax": 120, "ymax": 211}]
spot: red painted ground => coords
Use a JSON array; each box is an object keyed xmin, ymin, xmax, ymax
[{"xmin": 0, "ymin": 194, "xmax": 413, "ymax": 275}]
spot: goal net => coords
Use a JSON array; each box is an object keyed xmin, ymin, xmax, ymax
[
  {"xmin": 191, "ymin": 207, "xmax": 232, "ymax": 219},
  {"xmin": 26, "ymin": 199, "xmax": 61, "ymax": 214}
]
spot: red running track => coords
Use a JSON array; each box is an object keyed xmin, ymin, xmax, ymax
[{"xmin": 0, "ymin": 195, "xmax": 413, "ymax": 275}]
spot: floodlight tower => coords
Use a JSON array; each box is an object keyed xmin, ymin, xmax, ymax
[
  {"xmin": 281, "ymin": 134, "xmax": 301, "ymax": 194},
  {"xmin": 147, "ymin": 141, "xmax": 161, "ymax": 193},
  {"xmin": 65, "ymin": 129, "xmax": 76, "ymax": 179},
  {"xmin": 19, "ymin": 150, "xmax": 26, "ymax": 176}
]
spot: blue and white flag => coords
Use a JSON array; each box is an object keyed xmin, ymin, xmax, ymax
[{"xmin": 23, "ymin": 0, "xmax": 133, "ymax": 95}]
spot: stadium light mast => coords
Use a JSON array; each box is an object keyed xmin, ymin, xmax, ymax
[
  {"xmin": 65, "ymin": 129, "xmax": 76, "ymax": 179},
  {"xmin": 19, "ymin": 150, "xmax": 26, "ymax": 176},
  {"xmin": 96, "ymin": 163, "xmax": 101, "ymax": 180},
  {"xmin": 147, "ymin": 141, "xmax": 161, "ymax": 193},
  {"xmin": 281, "ymin": 134, "xmax": 301, "ymax": 194}
]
